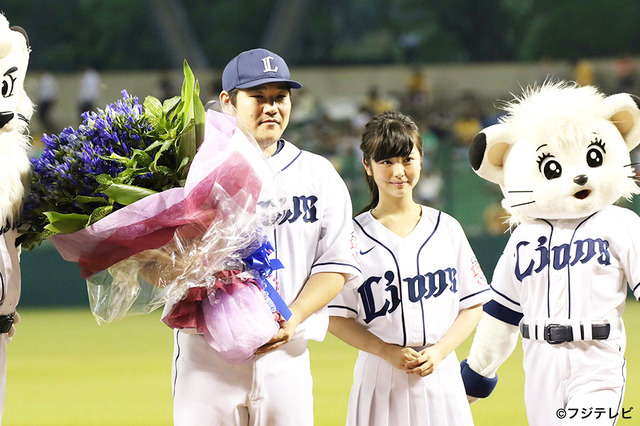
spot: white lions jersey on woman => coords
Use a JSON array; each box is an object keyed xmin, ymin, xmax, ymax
[{"xmin": 329, "ymin": 206, "xmax": 490, "ymax": 347}]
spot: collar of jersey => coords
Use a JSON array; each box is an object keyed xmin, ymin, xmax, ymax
[{"xmin": 267, "ymin": 139, "xmax": 302, "ymax": 172}]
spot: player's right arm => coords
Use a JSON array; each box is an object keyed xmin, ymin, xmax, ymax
[{"xmin": 329, "ymin": 316, "xmax": 420, "ymax": 371}]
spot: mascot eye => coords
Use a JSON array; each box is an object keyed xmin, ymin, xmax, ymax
[
  {"xmin": 537, "ymin": 153, "xmax": 562, "ymax": 180},
  {"xmin": 1, "ymin": 75, "xmax": 15, "ymax": 98},
  {"xmin": 586, "ymin": 140, "xmax": 605, "ymax": 168},
  {"xmin": 586, "ymin": 148, "xmax": 604, "ymax": 168},
  {"xmin": 541, "ymin": 159, "xmax": 562, "ymax": 180}
]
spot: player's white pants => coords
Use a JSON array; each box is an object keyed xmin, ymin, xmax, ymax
[
  {"xmin": 346, "ymin": 349, "xmax": 474, "ymax": 426},
  {"xmin": 172, "ymin": 330, "xmax": 313, "ymax": 426},
  {"xmin": 522, "ymin": 339, "xmax": 626, "ymax": 426}
]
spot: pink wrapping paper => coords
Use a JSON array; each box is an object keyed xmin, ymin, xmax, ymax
[
  {"xmin": 162, "ymin": 269, "xmax": 258, "ymax": 330},
  {"xmin": 201, "ymin": 283, "xmax": 279, "ymax": 364},
  {"xmin": 50, "ymin": 111, "xmax": 262, "ymax": 279},
  {"xmin": 54, "ymin": 109, "xmax": 284, "ymax": 363}
]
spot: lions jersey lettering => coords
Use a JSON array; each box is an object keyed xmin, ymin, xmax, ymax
[
  {"xmin": 514, "ymin": 235, "xmax": 611, "ymax": 281},
  {"xmin": 278, "ymin": 195, "xmax": 318, "ymax": 224},
  {"xmin": 358, "ymin": 268, "xmax": 458, "ymax": 324}
]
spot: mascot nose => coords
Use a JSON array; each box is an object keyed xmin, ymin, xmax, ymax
[
  {"xmin": 573, "ymin": 174, "xmax": 588, "ymax": 186},
  {"xmin": 0, "ymin": 112, "xmax": 14, "ymax": 129}
]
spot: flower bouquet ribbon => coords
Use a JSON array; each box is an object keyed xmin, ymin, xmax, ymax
[{"xmin": 21, "ymin": 66, "xmax": 290, "ymax": 363}]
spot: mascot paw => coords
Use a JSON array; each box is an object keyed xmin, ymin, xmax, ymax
[
  {"xmin": 7, "ymin": 312, "xmax": 20, "ymax": 341},
  {"xmin": 460, "ymin": 359, "xmax": 498, "ymax": 399}
]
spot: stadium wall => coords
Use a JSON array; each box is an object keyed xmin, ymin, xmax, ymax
[{"xmin": 19, "ymin": 236, "xmax": 508, "ymax": 307}]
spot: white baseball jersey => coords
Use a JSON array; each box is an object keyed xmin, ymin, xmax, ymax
[
  {"xmin": 266, "ymin": 140, "xmax": 361, "ymax": 340},
  {"xmin": 172, "ymin": 140, "xmax": 361, "ymax": 426},
  {"xmin": 488, "ymin": 205, "xmax": 640, "ymax": 332},
  {"xmin": 329, "ymin": 206, "xmax": 490, "ymax": 426},
  {"xmin": 330, "ymin": 206, "xmax": 490, "ymax": 346},
  {"xmin": 0, "ymin": 230, "xmax": 20, "ymax": 317},
  {"xmin": 487, "ymin": 205, "xmax": 639, "ymax": 426}
]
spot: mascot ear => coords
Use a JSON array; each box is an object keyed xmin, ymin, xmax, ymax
[
  {"xmin": 9, "ymin": 26, "xmax": 29, "ymax": 47},
  {"xmin": 469, "ymin": 124, "xmax": 515, "ymax": 185},
  {"xmin": 603, "ymin": 93, "xmax": 640, "ymax": 151}
]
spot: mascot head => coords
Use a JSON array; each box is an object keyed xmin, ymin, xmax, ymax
[
  {"xmin": 469, "ymin": 82, "xmax": 640, "ymax": 226},
  {"xmin": 0, "ymin": 13, "xmax": 32, "ymax": 227}
]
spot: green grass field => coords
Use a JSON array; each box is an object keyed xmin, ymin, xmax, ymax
[{"xmin": 3, "ymin": 304, "xmax": 640, "ymax": 425}]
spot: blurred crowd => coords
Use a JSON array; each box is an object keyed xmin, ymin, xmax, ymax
[{"xmin": 28, "ymin": 56, "xmax": 640, "ymax": 235}]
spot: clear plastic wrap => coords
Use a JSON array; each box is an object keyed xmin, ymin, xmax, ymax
[{"xmin": 50, "ymin": 107, "xmax": 287, "ymax": 363}]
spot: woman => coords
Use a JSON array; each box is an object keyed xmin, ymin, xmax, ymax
[{"xmin": 328, "ymin": 111, "xmax": 491, "ymax": 425}]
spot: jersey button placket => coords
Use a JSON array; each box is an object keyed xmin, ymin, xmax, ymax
[{"xmin": 400, "ymin": 242, "xmax": 421, "ymax": 345}]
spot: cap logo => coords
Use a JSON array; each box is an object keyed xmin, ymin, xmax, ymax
[{"xmin": 261, "ymin": 56, "xmax": 278, "ymax": 73}]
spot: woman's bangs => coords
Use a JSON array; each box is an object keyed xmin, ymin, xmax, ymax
[{"xmin": 372, "ymin": 128, "xmax": 415, "ymax": 162}]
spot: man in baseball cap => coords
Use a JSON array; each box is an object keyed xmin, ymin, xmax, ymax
[
  {"xmin": 216, "ymin": 48, "xmax": 303, "ymax": 155},
  {"xmin": 171, "ymin": 48, "xmax": 361, "ymax": 426},
  {"xmin": 221, "ymin": 48, "xmax": 302, "ymax": 92}
]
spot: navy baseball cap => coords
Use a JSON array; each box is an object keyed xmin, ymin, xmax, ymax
[{"xmin": 222, "ymin": 48, "xmax": 302, "ymax": 92}]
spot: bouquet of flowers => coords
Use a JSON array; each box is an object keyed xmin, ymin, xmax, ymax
[{"xmin": 19, "ymin": 63, "xmax": 289, "ymax": 363}]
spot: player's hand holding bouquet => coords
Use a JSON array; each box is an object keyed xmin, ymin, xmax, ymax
[{"xmin": 19, "ymin": 63, "xmax": 290, "ymax": 363}]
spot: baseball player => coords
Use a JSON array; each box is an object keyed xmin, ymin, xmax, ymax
[
  {"xmin": 170, "ymin": 48, "xmax": 361, "ymax": 426},
  {"xmin": 328, "ymin": 111, "xmax": 491, "ymax": 426}
]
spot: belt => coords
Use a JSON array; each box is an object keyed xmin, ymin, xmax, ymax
[
  {"xmin": 0, "ymin": 313, "xmax": 14, "ymax": 334},
  {"xmin": 520, "ymin": 322, "xmax": 610, "ymax": 344}
]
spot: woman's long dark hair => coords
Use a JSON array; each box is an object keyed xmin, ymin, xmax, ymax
[{"xmin": 359, "ymin": 111, "xmax": 423, "ymax": 214}]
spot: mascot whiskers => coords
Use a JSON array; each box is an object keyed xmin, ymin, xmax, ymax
[
  {"xmin": 0, "ymin": 13, "xmax": 32, "ymax": 421},
  {"xmin": 460, "ymin": 82, "xmax": 640, "ymax": 425}
]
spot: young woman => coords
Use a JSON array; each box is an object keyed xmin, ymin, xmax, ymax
[{"xmin": 328, "ymin": 111, "xmax": 491, "ymax": 426}]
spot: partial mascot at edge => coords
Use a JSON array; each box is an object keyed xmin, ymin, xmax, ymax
[
  {"xmin": 0, "ymin": 12, "xmax": 33, "ymax": 423},
  {"xmin": 460, "ymin": 81, "xmax": 640, "ymax": 426}
]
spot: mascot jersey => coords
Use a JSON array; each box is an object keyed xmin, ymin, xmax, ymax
[
  {"xmin": 0, "ymin": 230, "xmax": 20, "ymax": 317},
  {"xmin": 490, "ymin": 204, "xmax": 640, "ymax": 337}
]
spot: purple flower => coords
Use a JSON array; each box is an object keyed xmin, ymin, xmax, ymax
[{"xmin": 22, "ymin": 91, "xmax": 158, "ymax": 239}]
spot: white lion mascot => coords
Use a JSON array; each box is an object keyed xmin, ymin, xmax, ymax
[
  {"xmin": 461, "ymin": 82, "xmax": 640, "ymax": 425},
  {"xmin": 0, "ymin": 13, "xmax": 32, "ymax": 421}
]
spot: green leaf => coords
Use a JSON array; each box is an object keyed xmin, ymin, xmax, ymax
[
  {"xmin": 150, "ymin": 137, "xmax": 177, "ymax": 171},
  {"xmin": 143, "ymin": 139, "xmax": 166, "ymax": 153},
  {"xmin": 166, "ymin": 99, "xmax": 184, "ymax": 124},
  {"xmin": 88, "ymin": 205, "xmax": 114, "ymax": 225},
  {"xmin": 131, "ymin": 149, "xmax": 153, "ymax": 167},
  {"xmin": 114, "ymin": 168, "xmax": 139, "ymax": 183},
  {"xmin": 181, "ymin": 60, "xmax": 195, "ymax": 111},
  {"xmin": 176, "ymin": 155, "xmax": 191, "ymax": 174},
  {"xmin": 193, "ymin": 80, "xmax": 206, "ymax": 150},
  {"xmin": 95, "ymin": 174, "xmax": 113, "ymax": 185},
  {"xmin": 43, "ymin": 212, "xmax": 90, "ymax": 234},
  {"xmin": 19, "ymin": 229, "xmax": 58, "ymax": 251},
  {"xmin": 74, "ymin": 195, "xmax": 109, "ymax": 205},
  {"xmin": 154, "ymin": 165, "xmax": 174, "ymax": 175},
  {"xmin": 178, "ymin": 61, "xmax": 197, "ymax": 169},
  {"xmin": 163, "ymin": 96, "xmax": 181, "ymax": 116},
  {"xmin": 143, "ymin": 96, "xmax": 163, "ymax": 121},
  {"xmin": 104, "ymin": 184, "xmax": 157, "ymax": 205}
]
